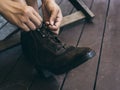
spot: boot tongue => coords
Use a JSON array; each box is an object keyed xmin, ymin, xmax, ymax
[
  {"xmin": 47, "ymin": 32, "xmax": 66, "ymax": 55},
  {"xmin": 37, "ymin": 23, "xmax": 66, "ymax": 56},
  {"xmin": 37, "ymin": 22, "xmax": 57, "ymax": 37}
]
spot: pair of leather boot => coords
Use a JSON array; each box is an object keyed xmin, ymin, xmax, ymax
[{"xmin": 21, "ymin": 23, "xmax": 95, "ymax": 75}]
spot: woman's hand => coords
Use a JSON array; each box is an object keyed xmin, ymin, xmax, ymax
[
  {"xmin": 42, "ymin": 0, "xmax": 63, "ymax": 34},
  {"xmin": 0, "ymin": 0, "xmax": 42, "ymax": 31}
]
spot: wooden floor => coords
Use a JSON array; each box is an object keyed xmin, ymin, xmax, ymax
[{"xmin": 0, "ymin": 0, "xmax": 120, "ymax": 90}]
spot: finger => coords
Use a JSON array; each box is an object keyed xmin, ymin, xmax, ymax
[
  {"xmin": 19, "ymin": 23, "xmax": 30, "ymax": 32},
  {"xmin": 46, "ymin": 21, "xmax": 50, "ymax": 25},
  {"xmin": 48, "ymin": 10, "xmax": 62, "ymax": 31},
  {"xmin": 33, "ymin": 10, "xmax": 43, "ymax": 22},
  {"xmin": 52, "ymin": 28, "xmax": 60, "ymax": 35},
  {"xmin": 48, "ymin": 25, "xmax": 60, "ymax": 34},
  {"xmin": 48, "ymin": 25, "xmax": 58, "ymax": 31},
  {"xmin": 25, "ymin": 19, "xmax": 36, "ymax": 30},
  {"xmin": 21, "ymin": 16, "xmax": 36, "ymax": 30},
  {"xmin": 54, "ymin": 11, "xmax": 63, "ymax": 28},
  {"xmin": 29, "ymin": 13, "xmax": 42, "ymax": 27},
  {"xmin": 50, "ymin": 9, "xmax": 58, "ymax": 25},
  {"xmin": 42, "ymin": 5, "xmax": 50, "ymax": 24}
]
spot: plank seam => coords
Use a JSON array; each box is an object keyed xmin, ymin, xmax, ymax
[{"xmin": 93, "ymin": 0, "xmax": 111, "ymax": 90}]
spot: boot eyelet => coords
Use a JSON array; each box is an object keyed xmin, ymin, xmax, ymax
[{"xmin": 42, "ymin": 34, "xmax": 46, "ymax": 37}]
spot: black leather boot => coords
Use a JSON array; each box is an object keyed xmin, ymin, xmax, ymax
[{"xmin": 21, "ymin": 23, "xmax": 96, "ymax": 75}]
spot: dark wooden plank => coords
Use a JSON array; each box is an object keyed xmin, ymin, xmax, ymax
[
  {"xmin": 59, "ymin": 1, "xmax": 82, "ymax": 46},
  {"xmin": 0, "ymin": 54, "xmax": 35, "ymax": 90},
  {"xmin": 0, "ymin": 31, "xmax": 20, "ymax": 52},
  {"xmin": 29, "ymin": 75, "xmax": 60, "ymax": 90},
  {"xmin": 62, "ymin": 0, "xmax": 110, "ymax": 90},
  {"xmin": 96, "ymin": 0, "xmax": 120, "ymax": 90},
  {"xmin": 0, "ymin": 85, "xmax": 26, "ymax": 90},
  {"xmin": 0, "ymin": 45, "xmax": 22, "ymax": 84}
]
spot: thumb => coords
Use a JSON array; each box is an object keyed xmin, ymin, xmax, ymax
[{"xmin": 50, "ymin": 9, "xmax": 58, "ymax": 25}]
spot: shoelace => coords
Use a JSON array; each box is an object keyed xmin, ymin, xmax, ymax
[{"xmin": 36, "ymin": 22, "xmax": 66, "ymax": 53}]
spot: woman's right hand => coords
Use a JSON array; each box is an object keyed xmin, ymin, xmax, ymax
[{"xmin": 0, "ymin": 0, "xmax": 42, "ymax": 31}]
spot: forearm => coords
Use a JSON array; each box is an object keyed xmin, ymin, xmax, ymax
[
  {"xmin": 13, "ymin": 0, "xmax": 27, "ymax": 5},
  {"xmin": 0, "ymin": 0, "xmax": 25, "ymax": 14}
]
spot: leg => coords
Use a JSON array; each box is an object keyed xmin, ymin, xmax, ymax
[{"xmin": 25, "ymin": 0, "xmax": 39, "ymax": 13}]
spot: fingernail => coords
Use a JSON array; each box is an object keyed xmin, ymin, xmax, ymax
[
  {"xmin": 26, "ymin": 29, "xmax": 30, "ymax": 32},
  {"xmin": 46, "ymin": 21, "xmax": 49, "ymax": 25},
  {"xmin": 52, "ymin": 30, "xmax": 59, "ymax": 35},
  {"xmin": 39, "ymin": 23, "xmax": 42, "ymax": 28},
  {"xmin": 33, "ymin": 27, "xmax": 36, "ymax": 30},
  {"xmin": 50, "ymin": 21, "xmax": 54, "ymax": 25}
]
